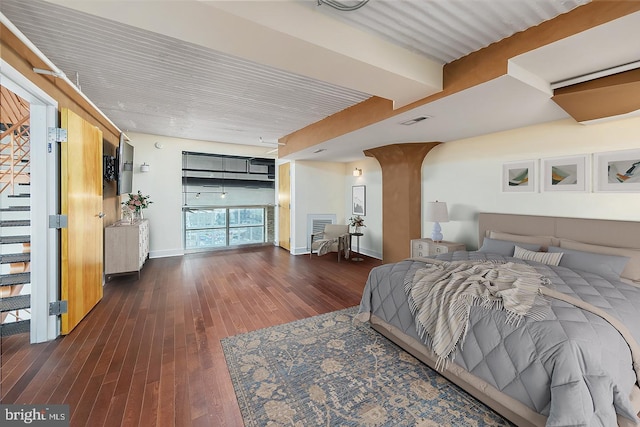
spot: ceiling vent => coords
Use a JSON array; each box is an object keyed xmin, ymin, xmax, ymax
[
  {"xmin": 400, "ymin": 116, "xmax": 431, "ymax": 125},
  {"xmin": 550, "ymin": 60, "xmax": 640, "ymax": 90}
]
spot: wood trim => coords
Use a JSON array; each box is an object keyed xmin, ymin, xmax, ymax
[
  {"xmin": 364, "ymin": 142, "xmax": 440, "ymax": 263},
  {"xmin": 552, "ymin": 68, "xmax": 640, "ymax": 122},
  {"xmin": 279, "ymin": 0, "xmax": 640, "ymax": 158},
  {"xmin": 1, "ymin": 23, "xmax": 121, "ymax": 223},
  {"xmin": 0, "ymin": 23, "xmax": 120, "ymax": 146},
  {"xmin": 279, "ymin": 96, "xmax": 393, "ymax": 157}
]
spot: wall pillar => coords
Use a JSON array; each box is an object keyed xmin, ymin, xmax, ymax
[{"xmin": 364, "ymin": 142, "xmax": 440, "ymax": 263}]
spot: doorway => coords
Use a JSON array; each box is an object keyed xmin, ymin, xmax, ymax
[{"xmin": 1, "ymin": 59, "xmax": 59, "ymax": 343}]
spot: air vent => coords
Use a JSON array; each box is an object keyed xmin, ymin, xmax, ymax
[
  {"xmin": 550, "ymin": 60, "xmax": 640, "ymax": 90},
  {"xmin": 313, "ymin": 148, "xmax": 327, "ymax": 154},
  {"xmin": 400, "ymin": 116, "xmax": 431, "ymax": 125}
]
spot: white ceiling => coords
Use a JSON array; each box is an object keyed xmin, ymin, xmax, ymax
[{"xmin": 2, "ymin": 0, "xmax": 637, "ymax": 162}]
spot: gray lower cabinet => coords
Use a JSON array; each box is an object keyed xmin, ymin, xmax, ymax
[{"xmin": 104, "ymin": 219, "xmax": 149, "ymax": 278}]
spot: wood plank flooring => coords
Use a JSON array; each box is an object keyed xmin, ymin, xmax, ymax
[{"xmin": 0, "ymin": 246, "xmax": 381, "ymax": 426}]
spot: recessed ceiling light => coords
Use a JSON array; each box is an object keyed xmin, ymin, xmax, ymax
[{"xmin": 400, "ymin": 116, "xmax": 431, "ymax": 125}]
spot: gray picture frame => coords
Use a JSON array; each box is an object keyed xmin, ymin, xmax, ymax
[{"xmin": 352, "ymin": 185, "xmax": 366, "ymax": 215}]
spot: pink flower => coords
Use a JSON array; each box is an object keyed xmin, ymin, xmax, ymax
[{"xmin": 135, "ymin": 200, "xmax": 141, "ymax": 206}]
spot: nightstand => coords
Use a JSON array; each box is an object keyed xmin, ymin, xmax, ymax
[{"xmin": 410, "ymin": 238, "xmax": 465, "ymax": 258}]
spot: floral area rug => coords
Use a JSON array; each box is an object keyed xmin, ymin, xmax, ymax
[{"xmin": 221, "ymin": 307, "xmax": 512, "ymax": 427}]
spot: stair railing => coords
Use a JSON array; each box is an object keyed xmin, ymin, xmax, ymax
[{"xmin": 0, "ymin": 115, "xmax": 30, "ymax": 195}]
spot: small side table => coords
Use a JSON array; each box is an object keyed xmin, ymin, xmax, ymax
[
  {"xmin": 410, "ymin": 238, "xmax": 465, "ymax": 258},
  {"xmin": 350, "ymin": 232, "xmax": 364, "ymax": 261}
]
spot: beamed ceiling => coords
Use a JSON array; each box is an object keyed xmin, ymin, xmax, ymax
[{"xmin": 1, "ymin": 0, "xmax": 640, "ymax": 161}]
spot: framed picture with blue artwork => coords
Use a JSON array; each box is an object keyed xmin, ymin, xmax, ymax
[
  {"xmin": 594, "ymin": 149, "xmax": 640, "ymax": 192},
  {"xmin": 352, "ymin": 185, "xmax": 366, "ymax": 215},
  {"xmin": 502, "ymin": 160, "xmax": 537, "ymax": 193}
]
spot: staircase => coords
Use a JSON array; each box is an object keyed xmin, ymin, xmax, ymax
[{"xmin": 0, "ymin": 86, "xmax": 32, "ymax": 338}]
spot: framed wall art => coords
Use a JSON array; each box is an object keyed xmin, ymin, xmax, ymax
[
  {"xmin": 594, "ymin": 149, "xmax": 640, "ymax": 192},
  {"xmin": 502, "ymin": 160, "xmax": 537, "ymax": 193},
  {"xmin": 352, "ymin": 185, "xmax": 366, "ymax": 215},
  {"xmin": 542, "ymin": 155, "xmax": 588, "ymax": 192}
]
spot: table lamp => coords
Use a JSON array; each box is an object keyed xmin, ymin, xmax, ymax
[{"xmin": 425, "ymin": 201, "xmax": 449, "ymax": 242}]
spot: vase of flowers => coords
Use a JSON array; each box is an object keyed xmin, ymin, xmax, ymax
[
  {"xmin": 122, "ymin": 190, "xmax": 153, "ymax": 222},
  {"xmin": 349, "ymin": 215, "xmax": 365, "ymax": 234}
]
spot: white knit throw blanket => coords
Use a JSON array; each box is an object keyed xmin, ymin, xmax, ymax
[
  {"xmin": 316, "ymin": 236, "xmax": 350, "ymax": 259},
  {"xmin": 405, "ymin": 260, "xmax": 550, "ymax": 370}
]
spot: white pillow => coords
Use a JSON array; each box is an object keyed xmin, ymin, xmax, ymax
[{"xmin": 514, "ymin": 246, "xmax": 563, "ymax": 266}]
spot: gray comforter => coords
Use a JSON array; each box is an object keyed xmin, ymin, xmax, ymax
[{"xmin": 358, "ymin": 251, "xmax": 640, "ymax": 427}]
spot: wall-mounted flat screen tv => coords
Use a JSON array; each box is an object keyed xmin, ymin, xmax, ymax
[{"xmin": 117, "ymin": 134, "xmax": 134, "ymax": 195}]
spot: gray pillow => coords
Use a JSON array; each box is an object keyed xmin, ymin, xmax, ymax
[
  {"xmin": 547, "ymin": 246, "xmax": 630, "ymax": 280},
  {"xmin": 478, "ymin": 238, "xmax": 541, "ymax": 256}
]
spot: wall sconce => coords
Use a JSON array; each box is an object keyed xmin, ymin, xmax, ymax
[
  {"xmin": 140, "ymin": 162, "xmax": 150, "ymax": 172},
  {"xmin": 425, "ymin": 201, "xmax": 449, "ymax": 242},
  {"xmin": 353, "ymin": 168, "xmax": 362, "ymax": 177}
]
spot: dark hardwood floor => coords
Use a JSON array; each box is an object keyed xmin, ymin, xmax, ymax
[{"xmin": 0, "ymin": 246, "xmax": 382, "ymax": 426}]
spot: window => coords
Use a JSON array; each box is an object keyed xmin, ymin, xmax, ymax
[
  {"xmin": 184, "ymin": 207, "xmax": 269, "ymax": 250},
  {"xmin": 185, "ymin": 209, "xmax": 227, "ymax": 249},
  {"xmin": 182, "ymin": 151, "xmax": 275, "ymax": 252}
]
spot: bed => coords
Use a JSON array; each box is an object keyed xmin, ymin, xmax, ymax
[{"xmin": 357, "ymin": 213, "xmax": 640, "ymax": 427}]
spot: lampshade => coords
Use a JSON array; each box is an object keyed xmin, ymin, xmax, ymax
[{"xmin": 425, "ymin": 201, "xmax": 449, "ymax": 223}]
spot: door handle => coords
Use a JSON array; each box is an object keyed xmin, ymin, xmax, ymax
[{"xmin": 98, "ymin": 212, "xmax": 105, "ymax": 218}]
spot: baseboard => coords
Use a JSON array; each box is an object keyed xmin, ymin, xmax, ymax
[
  {"xmin": 292, "ymin": 246, "xmax": 382, "ymax": 260},
  {"xmin": 148, "ymin": 246, "xmax": 382, "ymax": 260},
  {"xmin": 358, "ymin": 248, "xmax": 382, "ymax": 260},
  {"xmin": 149, "ymin": 248, "xmax": 184, "ymax": 259}
]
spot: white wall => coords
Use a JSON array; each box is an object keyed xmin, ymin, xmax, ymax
[
  {"xmin": 280, "ymin": 158, "xmax": 384, "ymax": 259},
  {"xmin": 423, "ymin": 116, "xmax": 640, "ymax": 250},
  {"xmin": 291, "ymin": 160, "xmax": 347, "ymax": 254},
  {"xmin": 127, "ymin": 116, "xmax": 640, "ymax": 261},
  {"xmin": 345, "ymin": 157, "xmax": 383, "ymax": 259},
  {"xmin": 127, "ymin": 132, "xmax": 276, "ymax": 258}
]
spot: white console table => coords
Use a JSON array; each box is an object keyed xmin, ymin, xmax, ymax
[{"xmin": 104, "ymin": 219, "xmax": 149, "ymax": 279}]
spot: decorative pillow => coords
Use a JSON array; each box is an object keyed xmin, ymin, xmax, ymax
[
  {"xmin": 478, "ymin": 238, "xmax": 540, "ymax": 256},
  {"xmin": 489, "ymin": 231, "xmax": 559, "ymax": 250},
  {"xmin": 548, "ymin": 246, "xmax": 629, "ymax": 280},
  {"xmin": 513, "ymin": 246, "xmax": 563, "ymax": 266},
  {"xmin": 558, "ymin": 239, "xmax": 640, "ymax": 283}
]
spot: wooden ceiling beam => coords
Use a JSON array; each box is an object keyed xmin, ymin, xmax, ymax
[
  {"xmin": 552, "ymin": 68, "xmax": 640, "ymax": 122},
  {"xmin": 279, "ymin": 0, "xmax": 640, "ymax": 158}
]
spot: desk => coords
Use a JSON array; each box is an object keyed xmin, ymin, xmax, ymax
[{"xmin": 350, "ymin": 232, "xmax": 364, "ymax": 261}]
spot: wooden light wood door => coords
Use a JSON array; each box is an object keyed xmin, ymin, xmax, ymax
[
  {"xmin": 278, "ymin": 162, "xmax": 291, "ymax": 251},
  {"xmin": 60, "ymin": 108, "xmax": 104, "ymax": 334}
]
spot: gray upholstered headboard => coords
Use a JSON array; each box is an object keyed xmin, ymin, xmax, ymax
[
  {"xmin": 478, "ymin": 213, "xmax": 640, "ymax": 249},
  {"xmin": 478, "ymin": 213, "xmax": 640, "ymax": 284}
]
